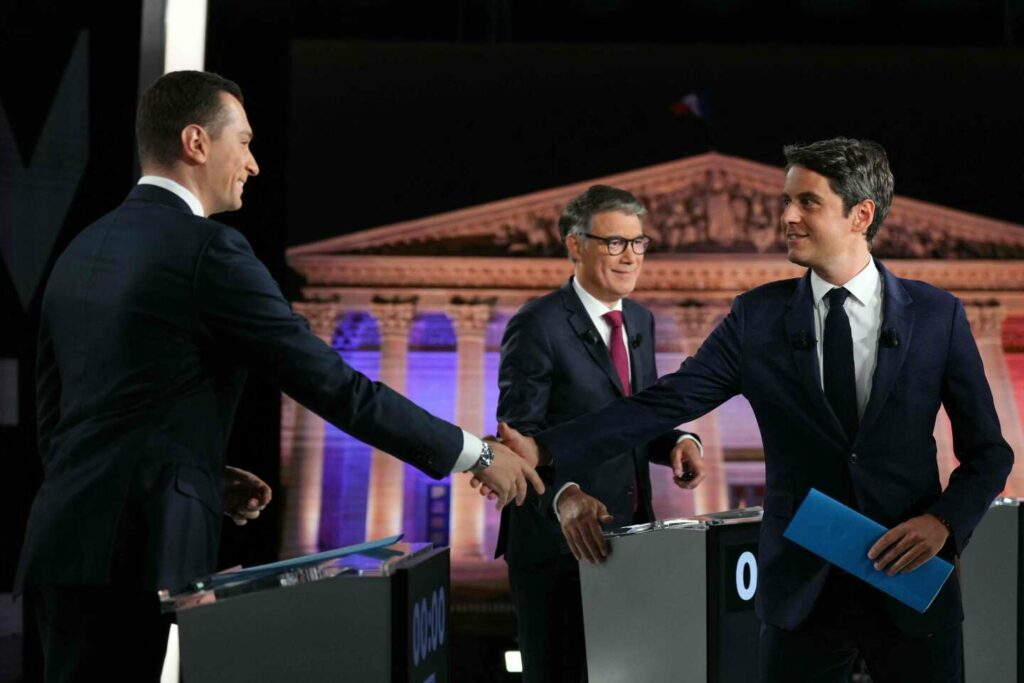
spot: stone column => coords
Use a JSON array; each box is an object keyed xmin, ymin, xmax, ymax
[
  {"xmin": 673, "ymin": 303, "xmax": 731, "ymax": 515},
  {"xmin": 446, "ymin": 301, "xmax": 492, "ymax": 559},
  {"xmin": 965, "ymin": 302, "xmax": 1024, "ymax": 497},
  {"xmin": 364, "ymin": 300, "xmax": 416, "ymax": 540},
  {"xmin": 279, "ymin": 393, "xmax": 298, "ymax": 483},
  {"xmin": 280, "ymin": 302, "xmax": 338, "ymax": 558}
]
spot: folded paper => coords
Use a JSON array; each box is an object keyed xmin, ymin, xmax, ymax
[{"xmin": 783, "ymin": 489, "xmax": 952, "ymax": 613}]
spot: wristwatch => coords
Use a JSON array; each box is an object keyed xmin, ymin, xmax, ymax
[{"xmin": 469, "ymin": 441, "xmax": 495, "ymax": 476}]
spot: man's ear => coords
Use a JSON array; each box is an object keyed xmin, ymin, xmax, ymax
[
  {"xmin": 566, "ymin": 234, "xmax": 584, "ymax": 263},
  {"xmin": 851, "ymin": 199, "xmax": 875, "ymax": 236},
  {"xmin": 180, "ymin": 124, "xmax": 209, "ymax": 164}
]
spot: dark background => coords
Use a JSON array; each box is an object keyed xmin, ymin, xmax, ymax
[{"xmin": 3, "ymin": 0, "xmax": 1024, "ymax": 592}]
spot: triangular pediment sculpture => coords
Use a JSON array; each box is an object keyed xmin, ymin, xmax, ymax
[{"xmin": 289, "ymin": 152, "xmax": 1024, "ymax": 260}]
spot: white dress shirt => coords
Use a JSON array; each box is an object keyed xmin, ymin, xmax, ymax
[
  {"xmin": 554, "ymin": 278, "xmax": 702, "ymax": 518},
  {"xmin": 571, "ymin": 277, "xmax": 631, "ymax": 377},
  {"xmin": 809, "ymin": 258, "xmax": 883, "ymax": 419},
  {"xmin": 137, "ymin": 177, "xmax": 482, "ymax": 474},
  {"xmin": 138, "ymin": 176, "xmax": 205, "ymax": 217}
]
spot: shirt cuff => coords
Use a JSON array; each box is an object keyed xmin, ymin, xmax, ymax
[
  {"xmin": 453, "ymin": 431, "xmax": 484, "ymax": 473},
  {"xmin": 676, "ymin": 433, "xmax": 703, "ymax": 459},
  {"xmin": 552, "ymin": 482, "xmax": 581, "ymax": 522}
]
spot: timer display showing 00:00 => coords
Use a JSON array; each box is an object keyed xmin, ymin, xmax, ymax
[{"xmin": 412, "ymin": 587, "xmax": 447, "ymax": 666}]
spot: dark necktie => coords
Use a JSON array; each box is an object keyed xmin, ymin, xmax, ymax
[
  {"xmin": 824, "ymin": 287, "xmax": 858, "ymax": 441},
  {"xmin": 604, "ymin": 309, "xmax": 640, "ymax": 517},
  {"xmin": 603, "ymin": 310, "xmax": 631, "ymax": 396}
]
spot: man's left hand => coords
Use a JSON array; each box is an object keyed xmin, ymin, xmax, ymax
[
  {"xmin": 867, "ymin": 513, "xmax": 949, "ymax": 575},
  {"xmin": 670, "ymin": 439, "xmax": 706, "ymax": 490},
  {"xmin": 224, "ymin": 465, "xmax": 273, "ymax": 526}
]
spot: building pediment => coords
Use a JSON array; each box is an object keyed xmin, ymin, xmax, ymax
[{"xmin": 289, "ymin": 152, "xmax": 1024, "ymax": 261}]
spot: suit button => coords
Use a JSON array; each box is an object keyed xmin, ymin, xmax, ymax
[
  {"xmin": 849, "ymin": 452, "xmax": 858, "ymax": 464},
  {"xmin": 626, "ymin": 486, "xmax": 635, "ymax": 496}
]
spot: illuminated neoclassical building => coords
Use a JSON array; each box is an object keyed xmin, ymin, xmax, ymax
[{"xmin": 282, "ymin": 152, "xmax": 1024, "ymax": 573}]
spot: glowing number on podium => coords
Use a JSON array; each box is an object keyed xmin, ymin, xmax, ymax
[
  {"xmin": 735, "ymin": 551, "xmax": 757, "ymax": 601},
  {"xmin": 413, "ymin": 587, "xmax": 447, "ymax": 666}
]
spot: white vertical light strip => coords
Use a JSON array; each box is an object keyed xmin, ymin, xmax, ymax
[
  {"xmin": 164, "ymin": 0, "xmax": 208, "ymax": 73},
  {"xmin": 160, "ymin": 624, "xmax": 180, "ymax": 683}
]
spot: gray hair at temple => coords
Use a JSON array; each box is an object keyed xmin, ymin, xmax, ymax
[
  {"xmin": 558, "ymin": 185, "xmax": 647, "ymax": 243},
  {"xmin": 783, "ymin": 137, "xmax": 895, "ymax": 244}
]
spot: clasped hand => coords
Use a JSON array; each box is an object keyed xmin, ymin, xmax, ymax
[{"xmin": 468, "ymin": 423, "xmax": 546, "ymax": 510}]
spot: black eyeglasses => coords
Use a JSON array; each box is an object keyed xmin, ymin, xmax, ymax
[{"xmin": 581, "ymin": 233, "xmax": 651, "ymax": 255}]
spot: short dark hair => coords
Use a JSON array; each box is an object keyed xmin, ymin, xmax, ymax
[
  {"xmin": 558, "ymin": 185, "xmax": 646, "ymax": 241},
  {"xmin": 783, "ymin": 137, "xmax": 894, "ymax": 243},
  {"xmin": 136, "ymin": 70, "xmax": 244, "ymax": 166}
]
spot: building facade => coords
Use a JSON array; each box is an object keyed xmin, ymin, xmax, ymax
[{"xmin": 284, "ymin": 153, "xmax": 1024, "ymax": 574}]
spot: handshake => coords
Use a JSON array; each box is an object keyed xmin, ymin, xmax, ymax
[
  {"xmin": 469, "ymin": 425, "xmax": 706, "ymax": 565},
  {"xmin": 469, "ymin": 423, "xmax": 547, "ymax": 510}
]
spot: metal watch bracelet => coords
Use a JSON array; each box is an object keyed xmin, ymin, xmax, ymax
[{"xmin": 469, "ymin": 441, "xmax": 495, "ymax": 475}]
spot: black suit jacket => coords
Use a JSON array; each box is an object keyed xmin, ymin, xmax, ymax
[
  {"xmin": 495, "ymin": 279, "xmax": 694, "ymax": 568},
  {"xmin": 536, "ymin": 261, "xmax": 1013, "ymax": 635},
  {"xmin": 17, "ymin": 184, "xmax": 463, "ymax": 593}
]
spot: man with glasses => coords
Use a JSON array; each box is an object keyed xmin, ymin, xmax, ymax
[
  {"xmin": 500, "ymin": 141, "xmax": 1014, "ymax": 682},
  {"xmin": 493, "ymin": 184, "xmax": 705, "ymax": 682}
]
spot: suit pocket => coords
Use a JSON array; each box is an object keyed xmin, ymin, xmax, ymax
[
  {"xmin": 174, "ymin": 464, "xmax": 221, "ymax": 518},
  {"xmin": 763, "ymin": 490, "xmax": 795, "ymax": 520}
]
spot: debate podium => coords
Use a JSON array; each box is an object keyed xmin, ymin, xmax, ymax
[
  {"xmin": 961, "ymin": 498, "xmax": 1024, "ymax": 682},
  {"xmin": 579, "ymin": 508, "xmax": 762, "ymax": 683},
  {"xmin": 161, "ymin": 542, "xmax": 450, "ymax": 683},
  {"xmin": 579, "ymin": 499, "xmax": 1024, "ymax": 682}
]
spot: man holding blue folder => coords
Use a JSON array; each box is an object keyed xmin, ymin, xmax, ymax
[{"xmin": 499, "ymin": 138, "xmax": 1013, "ymax": 681}]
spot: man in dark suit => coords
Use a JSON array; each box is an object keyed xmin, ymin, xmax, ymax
[
  {"xmin": 17, "ymin": 70, "xmax": 543, "ymax": 682},
  {"xmin": 494, "ymin": 185, "xmax": 705, "ymax": 682},
  {"xmin": 501, "ymin": 139, "xmax": 1013, "ymax": 682}
]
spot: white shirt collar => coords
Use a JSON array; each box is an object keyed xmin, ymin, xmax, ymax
[
  {"xmin": 138, "ymin": 176, "xmax": 205, "ymax": 217},
  {"xmin": 571, "ymin": 276, "xmax": 623, "ymax": 320},
  {"xmin": 810, "ymin": 258, "xmax": 879, "ymax": 306}
]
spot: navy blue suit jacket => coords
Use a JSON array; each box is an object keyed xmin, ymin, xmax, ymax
[
  {"xmin": 495, "ymin": 279, "xmax": 693, "ymax": 568},
  {"xmin": 17, "ymin": 185, "xmax": 462, "ymax": 593},
  {"xmin": 536, "ymin": 260, "xmax": 1013, "ymax": 635}
]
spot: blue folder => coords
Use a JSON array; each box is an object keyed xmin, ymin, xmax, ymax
[{"xmin": 783, "ymin": 489, "xmax": 953, "ymax": 613}]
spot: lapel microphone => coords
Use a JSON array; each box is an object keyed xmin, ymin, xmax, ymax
[
  {"xmin": 791, "ymin": 330, "xmax": 816, "ymax": 350},
  {"xmin": 881, "ymin": 328, "xmax": 900, "ymax": 348},
  {"xmin": 630, "ymin": 333, "xmax": 643, "ymax": 349},
  {"xmin": 581, "ymin": 329, "xmax": 600, "ymax": 345}
]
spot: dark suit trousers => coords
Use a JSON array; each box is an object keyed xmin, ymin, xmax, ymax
[
  {"xmin": 509, "ymin": 555, "xmax": 588, "ymax": 683},
  {"xmin": 28, "ymin": 585, "xmax": 172, "ymax": 683},
  {"xmin": 759, "ymin": 571, "xmax": 963, "ymax": 683}
]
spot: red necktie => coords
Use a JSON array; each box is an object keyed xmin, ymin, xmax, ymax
[
  {"xmin": 603, "ymin": 310, "xmax": 631, "ymax": 396},
  {"xmin": 604, "ymin": 309, "xmax": 640, "ymax": 517}
]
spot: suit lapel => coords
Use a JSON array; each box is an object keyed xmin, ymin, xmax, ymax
[
  {"xmin": 560, "ymin": 280, "xmax": 627, "ymax": 397},
  {"xmin": 782, "ymin": 271, "xmax": 847, "ymax": 438},
  {"xmin": 857, "ymin": 260, "xmax": 913, "ymax": 440}
]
